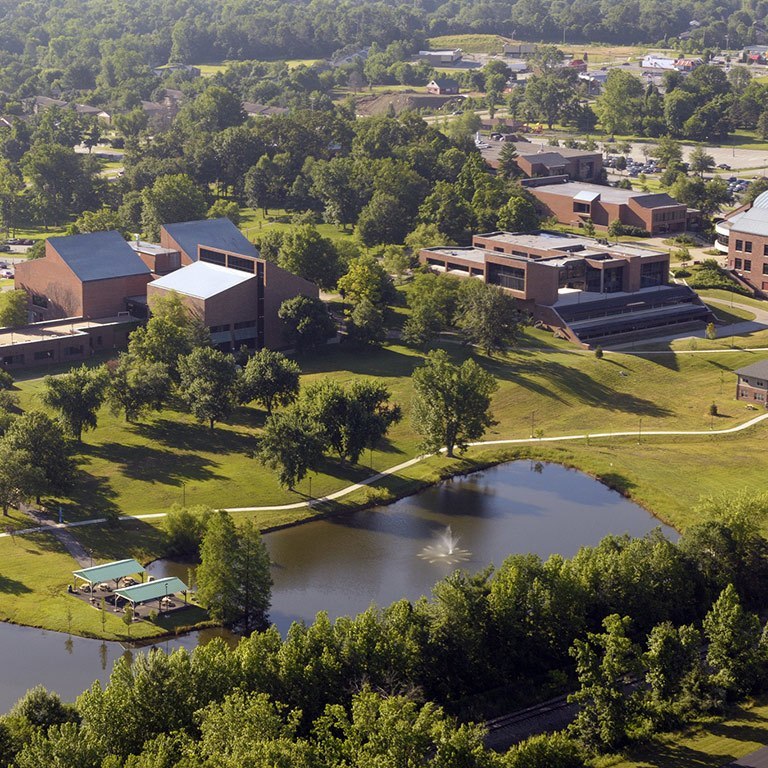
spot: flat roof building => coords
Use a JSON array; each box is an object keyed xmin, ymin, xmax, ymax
[
  {"xmin": 481, "ymin": 141, "xmax": 602, "ymax": 182},
  {"xmin": 420, "ymin": 230, "xmax": 711, "ymax": 346},
  {"xmin": 523, "ymin": 178, "xmax": 695, "ymax": 235}
]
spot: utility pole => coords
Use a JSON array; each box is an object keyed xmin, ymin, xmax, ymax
[
  {"xmin": 638, "ymin": 417, "xmax": 642, "ymax": 444},
  {"xmin": 530, "ymin": 411, "xmax": 536, "ymax": 438}
]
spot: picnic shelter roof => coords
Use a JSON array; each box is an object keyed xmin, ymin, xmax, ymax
[
  {"xmin": 73, "ymin": 559, "xmax": 144, "ymax": 584},
  {"xmin": 114, "ymin": 577, "xmax": 188, "ymax": 605}
]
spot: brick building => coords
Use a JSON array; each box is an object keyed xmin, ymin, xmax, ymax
[
  {"xmin": 9, "ymin": 219, "xmax": 320, "ymax": 366},
  {"xmin": 15, "ymin": 231, "xmax": 152, "ymax": 323},
  {"xmin": 716, "ymin": 191, "xmax": 768, "ymax": 293},
  {"xmin": 735, "ymin": 359, "xmax": 768, "ymax": 406},
  {"xmin": 522, "ymin": 178, "xmax": 694, "ymax": 235},
  {"xmin": 420, "ymin": 231, "xmax": 711, "ymax": 346},
  {"xmin": 480, "ymin": 141, "xmax": 603, "ymax": 181}
]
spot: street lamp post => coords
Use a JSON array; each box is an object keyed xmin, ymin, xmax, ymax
[{"xmin": 638, "ymin": 417, "xmax": 642, "ymax": 444}]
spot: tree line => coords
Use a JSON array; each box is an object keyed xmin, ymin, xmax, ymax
[{"xmin": 2, "ymin": 492, "xmax": 768, "ymax": 767}]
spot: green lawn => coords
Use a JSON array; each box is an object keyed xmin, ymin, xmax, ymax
[
  {"xmin": 600, "ymin": 698, "xmax": 768, "ymax": 767},
  {"xmin": 426, "ymin": 34, "xmax": 510, "ymax": 54},
  {"xmin": 703, "ymin": 300, "xmax": 756, "ymax": 323},
  {"xmin": 238, "ymin": 206, "xmax": 355, "ymax": 244},
  {"xmin": 697, "ymin": 289, "xmax": 768, "ymax": 311}
]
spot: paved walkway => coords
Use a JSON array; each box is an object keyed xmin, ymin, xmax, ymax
[
  {"xmin": 729, "ymin": 746, "xmax": 768, "ymax": 767},
  {"xmin": 2, "ymin": 411, "xmax": 767, "ymax": 540}
]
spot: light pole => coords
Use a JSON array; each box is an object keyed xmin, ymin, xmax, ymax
[
  {"xmin": 530, "ymin": 410, "xmax": 536, "ymax": 438},
  {"xmin": 638, "ymin": 417, "xmax": 642, "ymax": 444},
  {"xmin": 182, "ymin": 482, "xmax": 186, "ymax": 507}
]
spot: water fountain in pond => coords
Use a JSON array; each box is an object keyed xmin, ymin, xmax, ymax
[{"xmin": 418, "ymin": 525, "xmax": 471, "ymax": 565}]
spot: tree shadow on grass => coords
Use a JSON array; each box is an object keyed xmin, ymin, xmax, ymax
[
  {"xmin": 497, "ymin": 358, "xmax": 674, "ymax": 417},
  {"xmin": 84, "ymin": 443, "xmax": 225, "ymax": 485},
  {"xmin": 72, "ymin": 516, "xmax": 169, "ymax": 564},
  {"xmin": 66, "ymin": 471, "xmax": 121, "ymax": 521},
  {"xmin": 0, "ymin": 574, "xmax": 31, "ymax": 594},
  {"xmin": 131, "ymin": 419, "xmax": 258, "ymax": 455},
  {"xmin": 631, "ymin": 741, "xmax": 737, "ymax": 768}
]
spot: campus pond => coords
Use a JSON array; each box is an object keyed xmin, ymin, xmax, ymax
[{"xmin": 0, "ymin": 461, "xmax": 677, "ymax": 710}]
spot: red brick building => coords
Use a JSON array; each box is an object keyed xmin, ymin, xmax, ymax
[
  {"xmin": 523, "ymin": 178, "xmax": 695, "ymax": 235},
  {"xmin": 717, "ymin": 192, "xmax": 768, "ymax": 292},
  {"xmin": 420, "ymin": 231, "xmax": 711, "ymax": 346},
  {"xmin": 15, "ymin": 231, "xmax": 152, "ymax": 322},
  {"xmin": 735, "ymin": 360, "xmax": 768, "ymax": 406}
]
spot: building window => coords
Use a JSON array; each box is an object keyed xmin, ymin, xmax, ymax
[
  {"xmin": 199, "ymin": 248, "xmax": 226, "ymax": 266},
  {"xmin": 735, "ymin": 258, "xmax": 742, "ymax": 269},
  {"xmin": 33, "ymin": 350, "xmax": 54, "ymax": 360},
  {"xmin": 65, "ymin": 346, "xmax": 83, "ymax": 356},
  {"xmin": 234, "ymin": 319, "xmax": 256, "ymax": 330},
  {"xmin": 31, "ymin": 294, "xmax": 48, "ymax": 308},
  {"xmin": 2, "ymin": 354, "xmax": 23, "ymax": 365},
  {"xmin": 640, "ymin": 260, "xmax": 666, "ymax": 288},
  {"xmin": 573, "ymin": 202, "xmax": 591, "ymax": 214},
  {"xmin": 745, "ymin": 259, "xmax": 752, "ymax": 271},
  {"xmin": 764, "ymin": 244, "xmax": 768, "ymax": 256},
  {"xmin": 493, "ymin": 247, "xmax": 504, "ymax": 253},
  {"xmin": 228, "ymin": 255, "xmax": 256, "ymax": 273},
  {"xmin": 763, "ymin": 264, "xmax": 768, "ymax": 275},
  {"xmin": 746, "ymin": 241, "xmax": 753, "ymax": 253},
  {"xmin": 735, "ymin": 239, "xmax": 743, "ymax": 251},
  {"xmin": 487, "ymin": 262, "xmax": 525, "ymax": 291},
  {"xmin": 209, "ymin": 324, "xmax": 230, "ymax": 334}
]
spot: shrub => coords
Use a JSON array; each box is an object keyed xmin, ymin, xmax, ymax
[
  {"xmin": 686, "ymin": 262, "xmax": 750, "ymax": 296},
  {"xmin": 709, "ymin": 402, "xmax": 718, "ymax": 416},
  {"xmin": 0, "ymin": 369, "xmax": 14, "ymax": 390},
  {"xmin": 673, "ymin": 268, "xmax": 691, "ymax": 278},
  {"xmin": 594, "ymin": 346, "xmax": 603, "ymax": 359}
]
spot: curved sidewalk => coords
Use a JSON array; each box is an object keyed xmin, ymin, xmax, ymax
[{"xmin": 3, "ymin": 411, "xmax": 767, "ymax": 539}]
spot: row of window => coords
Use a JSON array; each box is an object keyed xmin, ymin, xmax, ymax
[
  {"xmin": 741, "ymin": 390, "xmax": 766, "ymax": 401},
  {"xmin": 733, "ymin": 258, "xmax": 768, "ymax": 275},
  {"xmin": 734, "ymin": 239, "xmax": 768, "ymax": 255},
  {"xmin": 210, "ymin": 320, "xmax": 259, "ymax": 334}
]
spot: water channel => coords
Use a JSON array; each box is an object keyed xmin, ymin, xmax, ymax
[{"xmin": 0, "ymin": 461, "xmax": 676, "ymax": 710}]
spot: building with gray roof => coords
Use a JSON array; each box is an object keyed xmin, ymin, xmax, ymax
[{"xmin": 161, "ymin": 218, "xmax": 260, "ymax": 264}]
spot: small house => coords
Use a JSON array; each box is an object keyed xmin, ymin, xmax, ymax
[{"xmin": 426, "ymin": 77, "xmax": 460, "ymax": 96}]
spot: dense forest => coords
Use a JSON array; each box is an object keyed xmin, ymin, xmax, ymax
[{"xmin": 0, "ymin": 0, "xmax": 765, "ymax": 100}]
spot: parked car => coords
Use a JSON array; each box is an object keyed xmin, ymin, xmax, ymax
[
  {"xmin": 19, "ymin": 238, "xmax": 33, "ymax": 245},
  {"xmin": 1, "ymin": 270, "xmax": 13, "ymax": 278},
  {"xmin": 717, "ymin": 163, "xmax": 731, "ymax": 170},
  {"xmin": 0, "ymin": 245, "xmax": 9, "ymax": 253}
]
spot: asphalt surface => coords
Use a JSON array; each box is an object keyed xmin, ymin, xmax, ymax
[{"xmin": 730, "ymin": 745, "xmax": 768, "ymax": 767}]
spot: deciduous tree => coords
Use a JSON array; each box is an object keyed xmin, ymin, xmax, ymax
[
  {"xmin": 177, "ymin": 347, "xmax": 239, "ymax": 430},
  {"xmin": 454, "ymin": 279, "xmax": 522, "ymax": 354},
  {"xmin": 411, "ymin": 349, "xmax": 497, "ymax": 457},
  {"xmin": 239, "ymin": 349, "xmax": 300, "ymax": 414},
  {"xmin": 41, "ymin": 364, "xmax": 109, "ymax": 441}
]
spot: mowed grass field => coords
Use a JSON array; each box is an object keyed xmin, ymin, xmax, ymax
[
  {"xmin": 600, "ymin": 698, "xmax": 768, "ymax": 767},
  {"xmin": 11, "ymin": 332, "xmax": 768, "ymax": 523}
]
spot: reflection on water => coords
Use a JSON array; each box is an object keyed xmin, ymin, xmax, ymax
[{"xmin": 0, "ymin": 461, "xmax": 676, "ymax": 710}]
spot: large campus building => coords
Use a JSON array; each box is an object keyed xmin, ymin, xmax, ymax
[
  {"xmin": 522, "ymin": 177, "xmax": 698, "ymax": 236},
  {"xmin": 420, "ymin": 231, "xmax": 712, "ymax": 346},
  {"xmin": 7, "ymin": 219, "xmax": 317, "ymax": 368},
  {"xmin": 715, "ymin": 190, "xmax": 768, "ymax": 294}
]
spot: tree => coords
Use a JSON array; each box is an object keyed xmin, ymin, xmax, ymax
[
  {"xmin": 523, "ymin": 72, "xmax": 577, "ymax": 130},
  {"xmin": 177, "ymin": 347, "xmax": 239, "ymax": 430},
  {"xmin": 651, "ymin": 136, "xmax": 683, "ymax": 168},
  {"xmin": 454, "ymin": 280, "xmax": 522, "ymax": 354},
  {"xmin": 356, "ymin": 192, "xmax": 412, "ymax": 246},
  {"xmin": 404, "ymin": 223, "xmax": 454, "ymax": 253},
  {"xmin": 277, "ymin": 225, "xmax": 342, "ymax": 290},
  {"xmin": 106, "ymin": 354, "xmax": 171, "ymax": 422},
  {"xmin": 128, "ymin": 293, "xmax": 208, "ymax": 373},
  {"xmin": 503, "ymin": 733, "xmax": 584, "ymax": 768},
  {"xmin": 207, "ymin": 199, "xmax": 240, "ymax": 226},
  {"xmin": 758, "ymin": 110, "xmax": 768, "ymax": 141},
  {"xmin": 347, "ymin": 297, "xmax": 386, "ymax": 346},
  {"xmin": 240, "ymin": 349, "xmax": 300, "ymax": 414},
  {"xmin": 703, "ymin": 584, "xmax": 763, "ymax": 699},
  {"xmin": 0, "ymin": 159, "xmax": 24, "ymax": 237},
  {"xmin": 411, "ymin": 349, "xmax": 497, "ymax": 457},
  {"xmin": 0, "ymin": 442, "xmax": 44, "ymax": 515},
  {"xmin": 257, "ymin": 406, "xmax": 325, "ymax": 489},
  {"xmin": 196, "ymin": 509, "xmax": 240, "ymax": 625},
  {"xmin": 278, "ymin": 295, "xmax": 336, "ymax": 353},
  {"xmin": 68, "ymin": 207, "xmax": 125, "ymax": 236},
  {"xmin": 40, "ymin": 364, "xmax": 109, "ymax": 441},
  {"xmin": 418, "ymin": 181, "xmax": 475, "ymax": 243},
  {"xmin": 497, "ymin": 194, "xmax": 539, "ymax": 232},
  {"xmin": 301, "ymin": 379, "xmax": 400, "ymax": 464},
  {"xmin": 0, "ymin": 290, "xmax": 28, "ymax": 327},
  {"xmin": 402, "ymin": 272, "xmax": 459, "ymax": 347},
  {"xmin": 164, "ymin": 504, "xmax": 212, "ymax": 560},
  {"xmin": 568, "ymin": 614, "xmax": 642, "ymax": 753},
  {"xmin": 689, "ymin": 147, "xmax": 715, "ymax": 177},
  {"xmin": 235, "ymin": 519, "xmax": 273, "ymax": 632},
  {"xmin": 141, "ymin": 174, "xmax": 207, "ymax": 240},
  {"xmin": 4, "ymin": 411, "xmax": 73, "ymax": 499},
  {"xmin": 497, "ymin": 142, "xmax": 520, "ymax": 179},
  {"xmin": 595, "ymin": 70, "xmax": 644, "ymax": 135},
  {"xmin": 644, "ymin": 622, "xmax": 704, "ymax": 720},
  {"xmin": 337, "ymin": 254, "xmax": 393, "ymax": 309}
]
